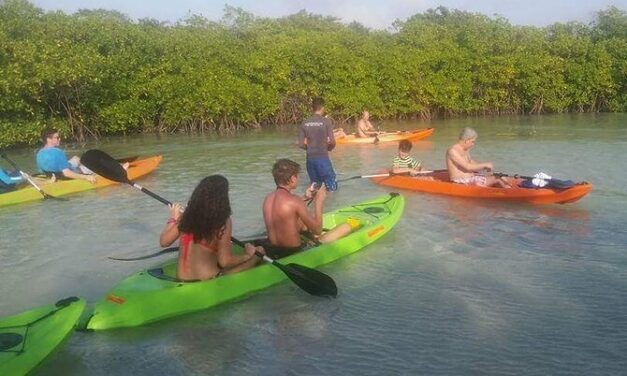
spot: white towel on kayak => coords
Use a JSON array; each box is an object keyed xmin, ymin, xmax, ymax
[{"xmin": 531, "ymin": 172, "xmax": 552, "ymax": 187}]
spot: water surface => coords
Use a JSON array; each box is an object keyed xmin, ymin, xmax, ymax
[{"xmin": 1, "ymin": 113, "xmax": 626, "ymax": 375}]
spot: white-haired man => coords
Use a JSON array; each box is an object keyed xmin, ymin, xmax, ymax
[{"xmin": 446, "ymin": 127, "xmax": 510, "ymax": 188}]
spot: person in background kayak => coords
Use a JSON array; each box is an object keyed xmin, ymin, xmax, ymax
[
  {"xmin": 355, "ymin": 110, "xmax": 379, "ymax": 138},
  {"xmin": 160, "ymin": 175, "xmax": 264, "ymax": 281},
  {"xmin": 333, "ymin": 127, "xmax": 347, "ymax": 139},
  {"xmin": 298, "ymin": 97, "xmax": 338, "ymax": 192},
  {"xmin": 36, "ymin": 128, "xmax": 97, "ymax": 183},
  {"xmin": 446, "ymin": 127, "xmax": 511, "ymax": 188},
  {"xmin": 262, "ymin": 159, "xmax": 357, "ymax": 259},
  {"xmin": 391, "ymin": 140, "xmax": 428, "ymax": 177},
  {"xmin": 0, "ymin": 167, "xmax": 25, "ymax": 192}
]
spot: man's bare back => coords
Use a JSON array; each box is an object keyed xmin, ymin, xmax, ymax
[
  {"xmin": 263, "ymin": 159, "xmax": 354, "ymax": 253},
  {"xmin": 263, "ymin": 187, "xmax": 318, "ymax": 248}
]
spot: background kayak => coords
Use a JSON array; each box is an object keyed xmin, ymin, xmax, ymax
[
  {"xmin": 83, "ymin": 193, "xmax": 405, "ymax": 330},
  {"xmin": 0, "ymin": 156, "xmax": 162, "ymax": 208},
  {"xmin": 0, "ymin": 297, "xmax": 85, "ymax": 376},
  {"xmin": 372, "ymin": 171, "xmax": 592, "ymax": 204},
  {"xmin": 336, "ymin": 128, "xmax": 434, "ymax": 144}
]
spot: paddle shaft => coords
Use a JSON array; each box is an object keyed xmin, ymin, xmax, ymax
[
  {"xmin": 494, "ymin": 172, "xmax": 550, "ymax": 181},
  {"xmin": 1, "ymin": 153, "xmax": 61, "ymax": 200},
  {"xmin": 128, "ymin": 181, "xmax": 243, "ymax": 245},
  {"xmin": 362, "ymin": 171, "xmax": 433, "ymax": 179},
  {"xmin": 108, "ymin": 246, "xmax": 179, "ymax": 261},
  {"xmin": 109, "ymin": 240, "xmax": 247, "ymax": 262},
  {"xmin": 129, "ymin": 182, "xmax": 172, "ymax": 206},
  {"xmin": 339, "ymin": 169, "xmax": 444, "ymax": 182}
]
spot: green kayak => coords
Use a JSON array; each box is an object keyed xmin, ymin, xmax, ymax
[
  {"xmin": 0, "ymin": 297, "xmax": 85, "ymax": 376},
  {"xmin": 84, "ymin": 193, "xmax": 404, "ymax": 330}
]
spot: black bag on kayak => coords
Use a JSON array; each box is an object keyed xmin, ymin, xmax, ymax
[{"xmin": 520, "ymin": 178, "xmax": 575, "ymax": 190}]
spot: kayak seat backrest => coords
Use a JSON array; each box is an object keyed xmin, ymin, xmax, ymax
[
  {"xmin": 0, "ymin": 332, "xmax": 24, "ymax": 351},
  {"xmin": 433, "ymin": 171, "xmax": 451, "ymax": 182},
  {"xmin": 0, "ymin": 180, "xmax": 16, "ymax": 193}
]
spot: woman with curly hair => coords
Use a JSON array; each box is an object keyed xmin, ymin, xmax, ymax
[{"xmin": 160, "ymin": 175, "xmax": 264, "ymax": 281}]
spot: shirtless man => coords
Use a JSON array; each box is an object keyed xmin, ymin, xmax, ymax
[
  {"xmin": 446, "ymin": 127, "xmax": 511, "ymax": 188},
  {"xmin": 262, "ymin": 159, "xmax": 355, "ymax": 258},
  {"xmin": 355, "ymin": 110, "xmax": 378, "ymax": 138}
]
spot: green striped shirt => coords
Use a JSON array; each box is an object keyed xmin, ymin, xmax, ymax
[{"xmin": 393, "ymin": 155, "xmax": 420, "ymax": 169}]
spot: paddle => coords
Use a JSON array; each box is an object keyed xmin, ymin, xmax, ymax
[
  {"xmin": 81, "ymin": 149, "xmax": 170, "ymax": 205},
  {"xmin": 84, "ymin": 149, "xmax": 338, "ymax": 298},
  {"xmin": 116, "ymin": 155, "xmax": 139, "ymax": 163},
  {"xmin": 0, "ymin": 153, "xmax": 67, "ymax": 201},
  {"xmin": 337, "ymin": 169, "xmax": 445, "ymax": 183},
  {"xmin": 255, "ymin": 249, "xmax": 337, "ymax": 297},
  {"xmin": 108, "ymin": 246, "xmax": 179, "ymax": 261},
  {"xmin": 372, "ymin": 123, "xmax": 381, "ymax": 144}
]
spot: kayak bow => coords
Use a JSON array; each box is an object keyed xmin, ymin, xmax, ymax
[{"xmin": 0, "ymin": 297, "xmax": 85, "ymax": 376}]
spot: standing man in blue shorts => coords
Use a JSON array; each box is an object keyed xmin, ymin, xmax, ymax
[{"xmin": 298, "ymin": 97, "xmax": 338, "ymax": 191}]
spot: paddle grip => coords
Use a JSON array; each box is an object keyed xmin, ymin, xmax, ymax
[{"xmin": 256, "ymin": 251, "xmax": 274, "ymax": 264}]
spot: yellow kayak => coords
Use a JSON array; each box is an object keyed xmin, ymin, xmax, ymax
[
  {"xmin": 336, "ymin": 128, "xmax": 434, "ymax": 144},
  {"xmin": 0, "ymin": 156, "xmax": 162, "ymax": 208}
]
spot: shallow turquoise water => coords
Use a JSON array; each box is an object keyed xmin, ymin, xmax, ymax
[{"xmin": 1, "ymin": 113, "xmax": 626, "ymax": 375}]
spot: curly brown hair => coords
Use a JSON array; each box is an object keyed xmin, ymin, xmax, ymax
[{"xmin": 178, "ymin": 175, "xmax": 231, "ymax": 243}]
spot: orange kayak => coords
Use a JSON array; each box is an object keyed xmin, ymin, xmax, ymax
[
  {"xmin": 371, "ymin": 171, "xmax": 592, "ymax": 204},
  {"xmin": 336, "ymin": 128, "xmax": 434, "ymax": 145},
  {"xmin": 0, "ymin": 156, "xmax": 162, "ymax": 207}
]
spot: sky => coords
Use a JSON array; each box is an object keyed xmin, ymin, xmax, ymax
[{"xmin": 29, "ymin": 0, "xmax": 627, "ymax": 29}]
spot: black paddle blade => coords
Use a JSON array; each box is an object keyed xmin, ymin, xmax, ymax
[
  {"xmin": 275, "ymin": 262, "xmax": 338, "ymax": 298},
  {"xmin": 81, "ymin": 149, "xmax": 130, "ymax": 184}
]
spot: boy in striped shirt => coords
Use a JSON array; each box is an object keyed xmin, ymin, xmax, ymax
[{"xmin": 392, "ymin": 140, "xmax": 425, "ymax": 176}]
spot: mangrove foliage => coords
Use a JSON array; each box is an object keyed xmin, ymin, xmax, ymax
[{"xmin": 0, "ymin": 0, "xmax": 625, "ymax": 147}]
